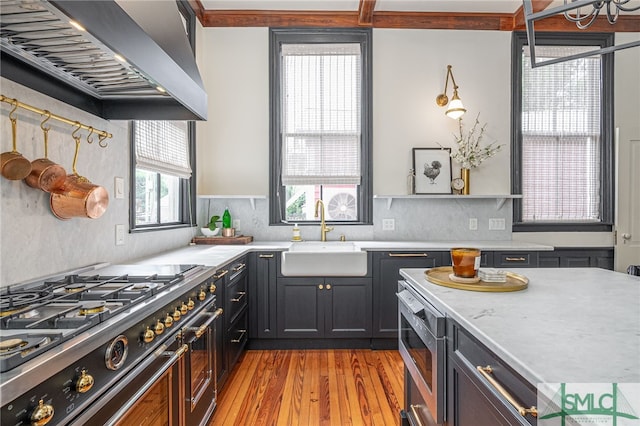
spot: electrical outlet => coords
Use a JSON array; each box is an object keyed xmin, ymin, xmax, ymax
[
  {"xmin": 115, "ymin": 224, "xmax": 125, "ymax": 245},
  {"xmin": 469, "ymin": 218, "xmax": 478, "ymax": 230},
  {"xmin": 382, "ymin": 218, "xmax": 395, "ymax": 231},
  {"xmin": 488, "ymin": 218, "xmax": 506, "ymax": 230}
]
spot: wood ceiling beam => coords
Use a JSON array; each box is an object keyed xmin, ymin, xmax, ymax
[
  {"xmin": 192, "ymin": 1, "xmax": 640, "ymax": 32},
  {"xmin": 358, "ymin": 0, "xmax": 376, "ymax": 27}
]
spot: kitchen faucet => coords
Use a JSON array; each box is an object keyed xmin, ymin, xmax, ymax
[{"xmin": 314, "ymin": 200, "xmax": 334, "ymax": 242}]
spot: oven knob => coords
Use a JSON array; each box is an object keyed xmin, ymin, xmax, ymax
[
  {"xmin": 180, "ymin": 302, "xmax": 188, "ymax": 315},
  {"xmin": 209, "ymin": 283, "xmax": 217, "ymax": 294},
  {"xmin": 172, "ymin": 308, "xmax": 181, "ymax": 321},
  {"xmin": 76, "ymin": 369, "xmax": 94, "ymax": 393},
  {"xmin": 198, "ymin": 289, "xmax": 207, "ymax": 301},
  {"xmin": 142, "ymin": 326, "xmax": 155, "ymax": 343},
  {"xmin": 164, "ymin": 313, "xmax": 174, "ymax": 328},
  {"xmin": 30, "ymin": 399, "xmax": 54, "ymax": 426},
  {"xmin": 154, "ymin": 320, "xmax": 165, "ymax": 335},
  {"xmin": 187, "ymin": 298, "xmax": 195, "ymax": 310}
]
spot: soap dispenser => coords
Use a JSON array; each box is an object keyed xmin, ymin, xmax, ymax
[{"xmin": 292, "ymin": 224, "xmax": 302, "ymax": 242}]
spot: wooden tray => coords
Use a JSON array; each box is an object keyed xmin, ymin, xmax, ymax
[
  {"xmin": 424, "ymin": 266, "xmax": 528, "ymax": 292},
  {"xmin": 192, "ymin": 235, "xmax": 253, "ymax": 245}
]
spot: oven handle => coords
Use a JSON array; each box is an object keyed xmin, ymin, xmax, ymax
[
  {"xmin": 476, "ymin": 365, "xmax": 538, "ymax": 418},
  {"xmin": 104, "ymin": 344, "xmax": 189, "ymax": 425},
  {"xmin": 190, "ymin": 308, "xmax": 223, "ymax": 338},
  {"xmin": 409, "ymin": 404, "xmax": 426, "ymax": 426}
]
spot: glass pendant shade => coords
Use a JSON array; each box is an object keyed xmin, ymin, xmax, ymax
[{"xmin": 445, "ymin": 93, "xmax": 466, "ymax": 119}]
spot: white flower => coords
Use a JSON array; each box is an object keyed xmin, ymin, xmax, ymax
[{"xmin": 451, "ymin": 114, "xmax": 503, "ymax": 169}]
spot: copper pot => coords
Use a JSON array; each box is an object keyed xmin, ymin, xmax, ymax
[
  {"xmin": 1, "ymin": 113, "xmax": 32, "ymax": 181},
  {"xmin": 50, "ymin": 174, "xmax": 109, "ymax": 220},
  {"xmin": 25, "ymin": 116, "xmax": 66, "ymax": 192}
]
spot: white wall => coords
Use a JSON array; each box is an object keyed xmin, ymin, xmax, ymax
[{"xmin": 197, "ymin": 27, "xmax": 639, "ymax": 247}]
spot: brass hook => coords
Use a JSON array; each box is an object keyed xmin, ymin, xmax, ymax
[
  {"xmin": 98, "ymin": 133, "xmax": 109, "ymax": 148},
  {"xmin": 40, "ymin": 110, "xmax": 52, "ymax": 131},
  {"xmin": 72, "ymin": 133, "xmax": 81, "ymax": 176},
  {"xmin": 71, "ymin": 121, "xmax": 82, "ymax": 140},
  {"xmin": 87, "ymin": 126, "xmax": 95, "ymax": 144},
  {"xmin": 9, "ymin": 98, "xmax": 18, "ymax": 121}
]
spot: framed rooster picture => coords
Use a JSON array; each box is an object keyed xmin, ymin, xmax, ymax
[{"xmin": 412, "ymin": 148, "xmax": 452, "ymax": 194}]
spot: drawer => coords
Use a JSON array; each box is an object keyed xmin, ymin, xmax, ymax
[
  {"xmin": 226, "ymin": 309, "xmax": 248, "ymax": 370},
  {"xmin": 448, "ymin": 320, "xmax": 537, "ymax": 425},
  {"xmin": 225, "ymin": 268, "xmax": 247, "ymax": 325},
  {"xmin": 493, "ymin": 252, "xmax": 538, "ymax": 268}
]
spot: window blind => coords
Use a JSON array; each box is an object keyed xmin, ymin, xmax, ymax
[
  {"xmin": 281, "ymin": 43, "xmax": 362, "ymax": 185},
  {"xmin": 521, "ymin": 46, "xmax": 601, "ymax": 222},
  {"xmin": 134, "ymin": 121, "xmax": 191, "ymax": 179}
]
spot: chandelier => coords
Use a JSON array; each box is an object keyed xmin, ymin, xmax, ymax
[{"xmin": 563, "ymin": 0, "xmax": 640, "ymax": 29}]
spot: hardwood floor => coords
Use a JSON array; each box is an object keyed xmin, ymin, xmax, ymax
[{"xmin": 209, "ymin": 349, "xmax": 404, "ymax": 426}]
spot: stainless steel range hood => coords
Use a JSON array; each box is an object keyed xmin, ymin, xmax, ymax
[{"xmin": 0, "ymin": 0, "xmax": 207, "ymax": 120}]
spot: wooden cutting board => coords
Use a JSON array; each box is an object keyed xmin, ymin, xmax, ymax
[{"xmin": 192, "ymin": 235, "xmax": 254, "ymax": 245}]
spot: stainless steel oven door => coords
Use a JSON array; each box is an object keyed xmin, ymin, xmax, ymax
[
  {"xmin": 398, "ymin": 285, "xmax": 445, "ymax": 425},
  {"xmin": 69, "ymin": 339, "xmax": 186, "ymax": 426},
  {"xmin": 183, "ymin": 305, "xmax": 223, "ymax": 426}
]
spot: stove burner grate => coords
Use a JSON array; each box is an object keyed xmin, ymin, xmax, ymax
[
  {"xmin": 0, "ymin": 289, "xmax": 52, "ymax": 317},
  {"xmin": 0, "ymin": 333, "xmax": 61, "ymax": 372}
]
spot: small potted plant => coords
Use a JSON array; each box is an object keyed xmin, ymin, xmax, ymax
[{"xmin": 201, "ymin": 215, "xmax": 221, "ymax": 237}]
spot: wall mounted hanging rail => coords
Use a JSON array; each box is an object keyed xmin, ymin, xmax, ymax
[{"xmin": 0, "ymin": 94, "xmax": 112, "ymax": 147}]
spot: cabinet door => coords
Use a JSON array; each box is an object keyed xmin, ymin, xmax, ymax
[
  {"xmin": 493, "ymin": 252, "xmax": 538, "ymax": 268},
  {"xmin": 277, "ymin": 277, "xmax": 323, "ymax": 338},
  {"xmin": 249, "ymin": 252, "xmax": 279, "ymax": 339},
  {"xmin": 373, "ymin": 252, "xmax": 441, "ymax": 338},
  {"xmin": 324, "ymin": 277, "xmax": 372, "ymax": 338}
]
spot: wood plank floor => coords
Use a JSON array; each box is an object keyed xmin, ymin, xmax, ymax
[{"xmin": 209, "ymin": 349, "xmax": 404, "ymax": 426}]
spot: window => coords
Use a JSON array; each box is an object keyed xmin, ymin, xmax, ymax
[
  {"xmin": 511, "ymin": 32, "xmax": 613, "ymax": 232},
  {"xmin": 131, "ymin": 121, "xmax": 196, "ymax": 230},
  {"xmin": 269, "ymin": 29, "xmax": 372, "ymax": 225}
]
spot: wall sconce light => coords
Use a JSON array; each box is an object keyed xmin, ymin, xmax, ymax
[{"xmin": 435, "ymin": 65, "xmax": 466, "ymax": 119}]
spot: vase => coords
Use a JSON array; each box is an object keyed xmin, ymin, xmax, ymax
[{"xmin": 461, "ymin": 168, "xmax": 470, "ymax": 195}]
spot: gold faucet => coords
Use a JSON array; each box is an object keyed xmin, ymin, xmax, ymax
[{"xmin": 314, "ymin": 200, "xmax": 334, "ymax": 242}]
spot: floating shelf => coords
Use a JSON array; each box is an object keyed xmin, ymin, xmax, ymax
[
  {"xmin": 373, "ymin": 194, "xmax": 523, "ymax": 210},
  {"xmin": 198, "ymin": 195, "xmax": 267, "ymax": 210}
]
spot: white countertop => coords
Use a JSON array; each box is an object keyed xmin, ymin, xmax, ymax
[
  {"xmin": 400, "ymin": 267, "xmax": 640, "ymax": 385},
  {"xmin": 132, "ymin": 240, "xmax": 554, "ymax": 268}
]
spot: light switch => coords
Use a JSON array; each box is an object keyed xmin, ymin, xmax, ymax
[{"xmin": 114, "ymin": 177, "xmax": 124, "ymax": 199}]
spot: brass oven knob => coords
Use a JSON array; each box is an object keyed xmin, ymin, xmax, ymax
[
  {"xmin": 187, "ymin": 298, "xmax": 195, "ymax": 310},
  {"xmin": 154, "ymin": 320, "xmax": 165, "ymax": 335},
  {"xmin": 180, "ymin": 303, "xmax": 188, "ymax": 315},
  {"xmin": 164, "ymin": 313, "xmax": 174, "ymax": 328},
  {"xmin": 198, "ymin": 288, "xmax": 206, "ymax": 301},
  {"xmin": 76, "ymin": 369, "xmax": 94, "ymax": 393},
  {"xmin": 142, "ymin": 327, "xmax": 155, "ymax": 343},
  {"xmin": 209, "ymin": 283, "xmax": 217, "ymax": 294},
  {"xmin": 172, "ymin": 308, "xmax": 181, "ymax": 321},
  {"xmin": 31, "ymin": 399, "xmax": 54, "ymax": 426}
]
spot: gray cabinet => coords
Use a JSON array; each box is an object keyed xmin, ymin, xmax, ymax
[
  {"xmin": 277, "ymin": 277, "xmax": 372, "ymax": 339},
  {"xmin": 492, "ymin": 251, "xmax": 539, "ymax": 268},
  {"xmin": 373, "ymin": 251, "xmax": 442, "ymax": 339},
  {"xmin": 220, "ymin": 257, "xmax": 248, "ymax": 388},
  {"xmin": 538, "ymin": 247, "xmax": 613, "ymax": 270},
  {"xmin": 446, "ymin": 319, "xmax": 537, "ymax": 426},
  {"xmin": 248, "ymin": 251, "xmax": 279, "ymax": 339}
]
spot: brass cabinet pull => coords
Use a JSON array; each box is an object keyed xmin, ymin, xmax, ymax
[
  {"xmin": 259, "ymin": 254, "xmax": 274, "ymax": 258},
  {"xmin": 230, "ymin": 291, "xmax": 246, "ymax": 303},
  {"xmin": 476, "ymin": 366, "xmax": 537, "ymax": 418},
  {"xmin": 318, "ymin": 284, "xmax": 324, "ymax": 290},
  {"xmin": 388, "ymin": 253, "xmax": 428, "ymax": 257},
  {"xmin": 505, "ymin": 257, "xmax": 526, "ymax": 262},
  {"xmin": 409, "ymin": 404, "xmax": 425, "ymax": 426},
  {"xmin": 231, "ymin": 329, "xmax": 247, "ymax": 343},
  {"xmin": 214, "ymin": 269, "xmax": 229, "ymax": 279},
  {"xmin": 326, "ymin": 284, "xmax": 332, "ymax": 290},
  {"xmin": 233, "ymin": 263, "xmax": 246, "ymax": 272}
]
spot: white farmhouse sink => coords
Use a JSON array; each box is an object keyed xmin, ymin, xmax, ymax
[{"xmin": 281, "ymin": 242, "xmax": 368, "ymax": 276}]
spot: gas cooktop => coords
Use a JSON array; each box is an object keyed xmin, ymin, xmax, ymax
[{"xmin": 0, "ymin": 264, "xmax": 199, "ymax": 372}]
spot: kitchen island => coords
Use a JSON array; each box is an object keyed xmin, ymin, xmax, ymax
[{"xmin": 400, "ymin": 267, "xmax": 640, "ymax": 384}]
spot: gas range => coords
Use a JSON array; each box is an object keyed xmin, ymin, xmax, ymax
[{"xmin": 0, "ymin": 262, "xmax": 220, "ymax": 424}]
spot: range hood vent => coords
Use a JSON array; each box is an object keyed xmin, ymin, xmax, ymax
[{"xmin": 0, "ymin": 0, "xmax": 207, "ymax": 120}]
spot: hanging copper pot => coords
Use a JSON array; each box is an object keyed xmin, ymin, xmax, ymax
[
  {"xmin": 24, "ymin": 111, "xmax": 67, "ymax": 192},
  {"xmin": 1, "ymin": 101, "xmax": 32, "ymax": 180},
  {"xmin": 49, "ymin": 125, "xmax": 109, "ymax": 220}
]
